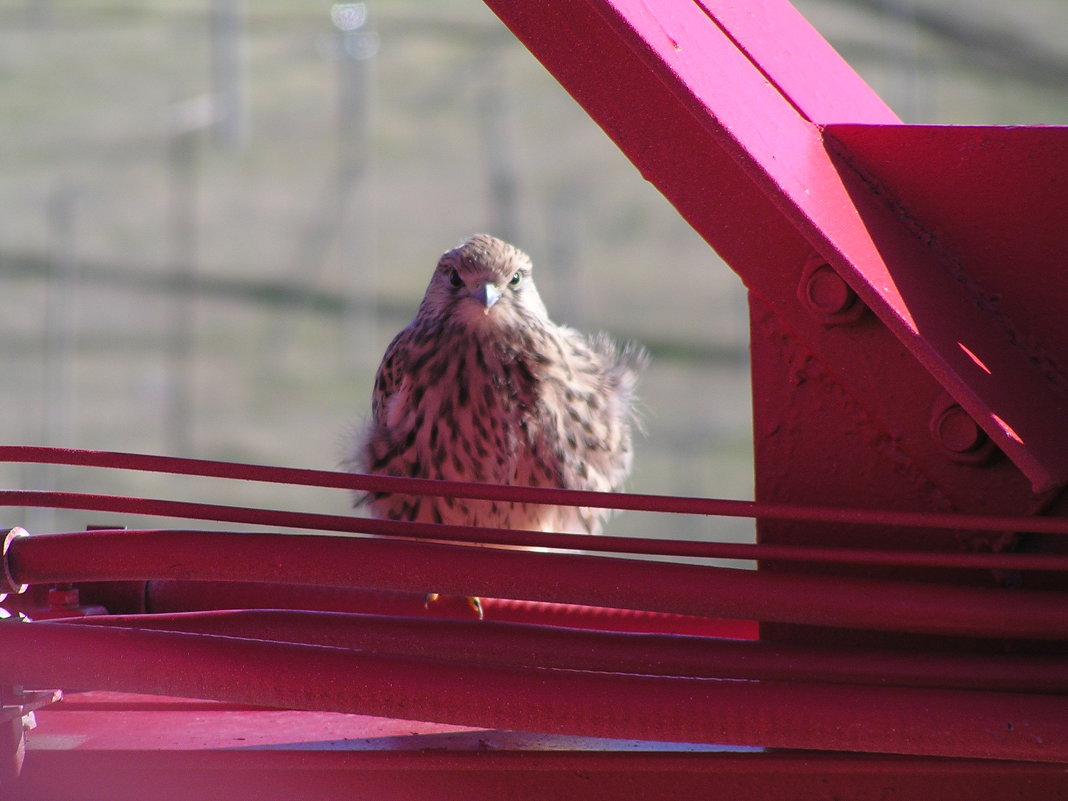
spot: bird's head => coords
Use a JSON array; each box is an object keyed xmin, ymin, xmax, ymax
[{"xmin": 419, "ymin": 234, "xmax": 550, "ymax": 329}]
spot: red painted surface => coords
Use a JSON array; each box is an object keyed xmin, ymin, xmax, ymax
[
  {"xmin": 4, "ymin": 0, "xmax": 1068, "ymax": 796},
  {"xmin": 7, "ymin": 620, "xmax": 1068, "ymax": 762},
  {"xmin": 6, "ymin": 525, "xmax": 1068, "ymax": 638},
  {"xmin": 139, "ymin": 579, "xmax": 755, "ymax": 636},
  {"xmin": 824, "ymin": 122, "xmax": 1068, "ymax": 406},
  {"xmin": 20, "ymin": 693, "xmax": 1068, "ymax": 801},
  {"xmin": 48, "ymin": 609, "xmax": 1068, "ymax": 693}
]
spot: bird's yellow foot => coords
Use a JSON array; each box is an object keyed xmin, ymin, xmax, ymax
[{"xmin": 424, "ymin": 593, "xmax": 484, "ymax": 620}]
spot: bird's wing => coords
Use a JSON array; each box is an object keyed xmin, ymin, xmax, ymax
[
  {"xmin": 369, "ymin": 329, "xmax": 410, "ymax": 425},
  {"xmin": 526, "ymin": 329, "xmax": 646, "ymax": 537},
  {"xmin": 570, "ymin": 332, "xmax": 646, "ymax": 484}
]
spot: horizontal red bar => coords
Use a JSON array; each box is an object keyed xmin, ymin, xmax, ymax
[
  {"xmin": 6, "ymin": 498, "xmax": 1068, "ymax": 575},
  {"xmin": 18, "ymin": 744, "xmax": 1068, "ymax": 801},
  {"xmin": 5, "ymin": 619, "xmax": 1068, "ymax": 761},
  {"xmin": 59, "ymin": 609, "xmax": 1068, "ymax": 694},
  {"xmin": 140, "ymin": 580, "xmax": 753, "ymax": 637},
  {"xmin": 7, "ymin": 529, "xmax": 1068, "ymax": 639}
]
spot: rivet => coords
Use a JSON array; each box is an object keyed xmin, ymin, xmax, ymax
[
  {"xmin": 798, "ymin": 259, "xmax": 866, "ymax": 326},
  {"xmin": 934, "ymin": 406, "xmax": 984, "ymax": 453},
  {"xmin": 929, "ymin": 397, "xmax": 998, "ymax": 465}
]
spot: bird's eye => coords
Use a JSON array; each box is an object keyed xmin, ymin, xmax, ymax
[
  {"xmin": 449, "ymin": 269, "xmax": 463, "ymax": 288},
  {"xmin": 509, "ymin": 271, "xmax": 522, "ymax": 287}
]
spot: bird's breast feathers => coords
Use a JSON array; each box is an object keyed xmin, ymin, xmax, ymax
[{"xmin": 354, "ymin": 234, "xmax": 644, "ymax": 534}]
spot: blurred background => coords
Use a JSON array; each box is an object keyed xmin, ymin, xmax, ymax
[{"xmin": 3, "ymin": 0, "xmax": 1068, "ymax": 544}]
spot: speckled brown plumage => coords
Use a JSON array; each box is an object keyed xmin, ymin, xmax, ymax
[{"xmin": 349, "ymin": 234, "xmax": 646, "ymax": 535}]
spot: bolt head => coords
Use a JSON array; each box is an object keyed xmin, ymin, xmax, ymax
[
  {"xmin": 929, "ymin": 397, "xmax": 999, "ymax": 465},
  {"xmin": 798, "ymin": 258, "xmax": 866, "ymax": 326},
  {"xmin": 934, "ymin": 406, "xmax": 984, "ymax": 453},
  {"xmin": 806, "ymin": 265, "xmax": 854, "ymax": 314}
]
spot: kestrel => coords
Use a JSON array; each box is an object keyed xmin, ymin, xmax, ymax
[{"xmin": 350, "ymin": 234, "xmax": 646, "ymax": 541}]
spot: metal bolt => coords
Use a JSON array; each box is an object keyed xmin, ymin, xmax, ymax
[
  {"xmin": 929, "ymin": 397, "xmax": 998, "ymax": 465},
  {"xmin": 805, "ymin": 265, "xmax": 853, "ymax": 313},
  {"xmin": 798, "ymin": 259, "xmax": 866, "ymax": 326},
  {"xmin": 934, "ymin": 405, "xmax": 984, "ymax": 453}
]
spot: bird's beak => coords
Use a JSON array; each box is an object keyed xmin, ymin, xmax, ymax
[{"xmin": 478, "ymin": 282, "xmax": 502, "ymax": 311}]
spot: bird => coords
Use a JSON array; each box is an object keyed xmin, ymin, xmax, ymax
[{"xmin": 348, "ymin": 234, "xmax": 646, "ymax": 614}]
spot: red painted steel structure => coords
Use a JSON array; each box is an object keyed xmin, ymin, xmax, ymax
[
  {"xmin": 478, "ymin": 0, "xmax": 1068, "ymax": 610},
  {"xmin": 4, "ymin": 0, "xmax": 1068, "ymax": 797},
  {"xmin": 5, "ymin": 524, "xmax": 1068, "ymax": 638}
]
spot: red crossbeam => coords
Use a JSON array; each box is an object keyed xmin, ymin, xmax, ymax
[
  {"xmin": 6, "ymin": 528, "xmax": 1068, "ymax": 639},
  {"xmin": 134, "ymin": 580, "xmax": 747, "ymax": 636},
  {"xmin": 56, "ymin": 610, "xmax": 1068, "ymax": 695},
  {"xmin": 5, "ymin": 619, "xmax": 1068, "ymax": 762}
]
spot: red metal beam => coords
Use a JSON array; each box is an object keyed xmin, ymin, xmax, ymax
[
  {"xmin": 16, "ymin": 727, "xmax": 1068, "ymax": 801},
  {"xmin": 5, "ymin": 620, "xmax": 1068, "ymax": 761},
  {"xmin": 133, "ymin": 579, "xmax": 752, "ymax": 636},
  {"xmin": 688, "ymin": 0, "xmax": 898, "ymax": 125},
  {"xmin": 56, "ymin": 610, "xmax": 1068, "ymax": 694},
  {"xmin": 11, "ymin": 510, "xmax": 1068, "ymax": 574},
  {"xmin": 8, "ymin": 528, "xmax": 1068, "ymax": 639}
]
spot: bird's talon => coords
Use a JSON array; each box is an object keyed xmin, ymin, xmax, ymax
[{"xmin": 424, "ymin": 592, "xmax": 484, "ymax": 620}]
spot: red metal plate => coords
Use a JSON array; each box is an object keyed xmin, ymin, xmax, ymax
[
  {"xmin": 16, "ymin": 693, "xmax": 1068, "ymax": 801},
  {"xmin": 825, "ymin": 122, "xmax": 1068, "ymax": 404}
]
